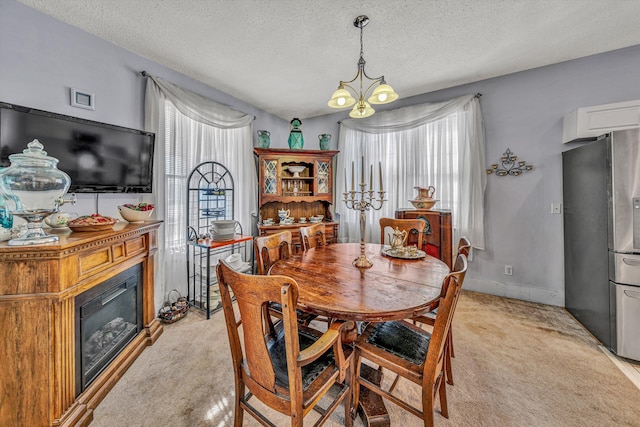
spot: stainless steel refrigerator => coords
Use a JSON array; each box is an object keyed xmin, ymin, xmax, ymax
[{"xmin": 563, "ymin": 128, "xmax": 640, "ymax": 361}]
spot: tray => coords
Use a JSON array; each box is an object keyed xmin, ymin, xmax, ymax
[
  {"xmin": 68, "ymin": 222, "xmax": 117, "ymax": 232},
  {"xmin": 381, "ymin": 246, "xmax": 426, "ymax": 260}
]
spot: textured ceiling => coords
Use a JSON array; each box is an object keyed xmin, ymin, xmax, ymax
[{"xmin": 17, "ymin": 0, "xmax": 640, "ymax": 120}]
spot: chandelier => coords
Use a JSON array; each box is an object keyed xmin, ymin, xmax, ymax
[{"xmin": 327, "ymin": 15, "xmax": 399, "ymax": 119}]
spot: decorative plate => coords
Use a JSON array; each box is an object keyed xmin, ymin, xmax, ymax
[{"xmin": 381, "ymin": 246, "xmax": 427, "ymax": 260}]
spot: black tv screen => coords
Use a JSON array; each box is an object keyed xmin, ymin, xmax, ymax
[{"xmin": 0, "ymin": 102, "xmax": 155, "ymax": 193}]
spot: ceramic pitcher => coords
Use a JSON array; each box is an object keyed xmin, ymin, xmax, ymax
[
  {"xmin": 387, "ymin": 227, "xmax": 408, "ymax": 251},
  {"xmin": 277, "ymin": 209, "xmax": 290, "ymax": 220},
  {"xmin": 318, "ymin": 133, "xmax": 331, "ymax": 150},
  {"xmin": 257, "ymin": 130, "xmax": 270, "ymax": 148}
]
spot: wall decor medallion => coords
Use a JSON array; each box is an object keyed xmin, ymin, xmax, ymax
[{"xmin": 486, "ymin": 148, "xmax": 533, "ymax": 176}]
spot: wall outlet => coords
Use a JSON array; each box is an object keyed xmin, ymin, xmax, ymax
[
  {"xmin": 504, "ymin": 265, "xmax": 513, "ymax": 275},
  {"xmin": 551, "ymin": 203, "xmax": 562, "ymax": 214}
]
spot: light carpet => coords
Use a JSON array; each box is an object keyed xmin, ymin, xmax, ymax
[{"xmin": 91, "ymin": 291, "xmax": 640, "ymax": 426}]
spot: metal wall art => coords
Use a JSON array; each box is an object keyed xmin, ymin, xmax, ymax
[{"xmin": 486, "ymin": 148, "xmax": 533, "ymax": 176}]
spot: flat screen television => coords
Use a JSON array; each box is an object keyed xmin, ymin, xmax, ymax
[{"xmin": 0, "ymin": 102, "xmax": 155, "ymax": 193}]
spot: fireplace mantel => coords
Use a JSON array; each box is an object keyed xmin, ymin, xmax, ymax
[{"xmin": 0, "ymin": 221, "xmax": 163, "ymax": 427}]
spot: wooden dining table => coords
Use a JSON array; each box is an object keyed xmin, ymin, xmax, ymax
[
  {"xmin": 268, "ymin": 242, "xmax": 450, "ymax": 323},
  {"xmin": 269, "ymin": 242, "xmax": 450, "ymax": 426}
]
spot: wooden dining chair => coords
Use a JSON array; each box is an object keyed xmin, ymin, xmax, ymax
[
  {"xmin": 299, "ymin": 223, "xmax": 327, "ymax": 251},
  {"xmin": 254, "ymin": 231, "xmax": 316, "ymax": 325},
  {"xmin": 379, "ymin": 217, "xmax": 425, "ymax": 249},
  {"xmin": 254, "ymin": 230, "xmax": 293, "ymax": 275},
  {"xmin": 413, "ymin": 236, "xmax": 472, "ymax": 385},
  {"xmin": 299, "ymin": 223, "xmax": 334, "ymax": 326},
  {"xmin": 216, "ymin": 261, "xmax": 355, "ymax": 427},
  {"xmin": 354, "ymin": 254, "xmax": 468, "ymax": 427}
]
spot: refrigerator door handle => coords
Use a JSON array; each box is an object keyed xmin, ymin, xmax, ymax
[
  {"xmin": 622, "ymin": 257, "xmax": 640, "ymax": 266},
  {"xmin": 624, "ymin": 289, "xmax": 640, "ymax": 299}
]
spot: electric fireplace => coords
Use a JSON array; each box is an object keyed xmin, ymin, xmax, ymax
[{"xmin": 75, "ymin": 264, "xmax": 143, "ymax": 395}]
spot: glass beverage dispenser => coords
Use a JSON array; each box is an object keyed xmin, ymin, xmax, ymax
[{"xmin": 0, "ymin": 139, "xmax": 75, "ymax": 245}]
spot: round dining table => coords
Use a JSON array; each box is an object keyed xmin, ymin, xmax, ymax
[{"xmin": 268, "ymin": 242, "xmax": 450, "ymax": 322}]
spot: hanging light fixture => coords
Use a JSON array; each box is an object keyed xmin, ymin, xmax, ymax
[{"xmin": 327, "ymin": 15, "xmax": 399, "ymax": 119}]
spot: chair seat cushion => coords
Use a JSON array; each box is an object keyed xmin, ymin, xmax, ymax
[
  {"xmin": 366, "ymin": 321, "xmax": 431, "ymax": 365},
  {"xmin": 269, "ymin": 328, "xmax": 335, "ymax": 389}
]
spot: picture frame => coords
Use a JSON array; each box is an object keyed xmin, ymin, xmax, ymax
[{"xmin": 70, "ymin": 88, "xmax": 95, "ymax": 110}]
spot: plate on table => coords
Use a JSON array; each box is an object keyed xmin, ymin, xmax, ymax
[{"xmin": 381, "ymin": 246, "xmax": 427, "ymax": 260}]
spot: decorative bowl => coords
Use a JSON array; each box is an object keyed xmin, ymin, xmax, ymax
[
  {"xmin": 44, "ymin": 212, "xmax": 78, "ymax": 228},
  {"xmin": 118, "ymin": 205, "xmax": 154, "ymax": 223},
  {"xmin": 409, "ymin": 199, "xmax": 438, "ymax": 210},
  {"xmin": 286, "ymin": 165, "xmax": 306, "ymax": 177},
  {"xmin": 225, "ymin": 253, "xmax": 243, "ymax": 269}
]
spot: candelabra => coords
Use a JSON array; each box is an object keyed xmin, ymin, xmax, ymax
[{"xmin": 343, "ymin": 159, "xmax": 385, "ymax": 268}]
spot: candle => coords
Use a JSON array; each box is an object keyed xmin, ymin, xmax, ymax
[
  {"xmin": 344, "ymin": 169, "xmax": 347, "ymax": 192},
  {"xmin": 361, "ymin": 156, "xmax": 364, "ymax": 185},
  {"xmin": 379, "ymin": 162, "xmax": 383, "ymax": 192},
  {"xmin": 369, "ymin": 164, "xmax": 373, "ymax": 189},
  {"xmin": 351, "ymin": 162, "xmax": 354, "ymax": 191}
]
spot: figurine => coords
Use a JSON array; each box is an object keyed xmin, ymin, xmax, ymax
[{"xmin": 288, "ymin": 118, "xmax": 304, "ymax": 149}]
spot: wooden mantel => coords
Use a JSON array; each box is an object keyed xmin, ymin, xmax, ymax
[{"xmin": 0, "ymin": 221, "xmax": 163, "ymax": 427}]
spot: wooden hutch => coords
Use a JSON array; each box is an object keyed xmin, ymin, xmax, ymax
[
  {"xmin": 0, "ymin": 222, "xmax": 162, "ymax": 427},
  {"xmin": 395, "ymin": 208, "xmax": 453, "ymax": 269},
  {"xmin": 255, "ymin": 148, "xmax": 339, "ymax": 252}
]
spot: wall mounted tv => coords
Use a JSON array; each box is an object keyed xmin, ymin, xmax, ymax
[{"xmin": 0, "ymin": 102, "xmax": 155, "ymax": 193}]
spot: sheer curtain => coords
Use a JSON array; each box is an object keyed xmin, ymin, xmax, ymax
[
  {"xmin": 335, "ymin": 94, "xmax": 485, "ymax": 253},
  {"xmin": 144, "ymin": 75, "xmax": 256, "ymax": 310}
]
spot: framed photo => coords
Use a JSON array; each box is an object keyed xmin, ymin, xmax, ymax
[{"xmin": 70, "ymin": 88, "xmax": 95, "ymax": 110}]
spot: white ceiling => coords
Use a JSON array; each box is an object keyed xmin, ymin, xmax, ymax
[{"xmin": 17, "ymin": 0, "xmax": 640, "ymax": 120}]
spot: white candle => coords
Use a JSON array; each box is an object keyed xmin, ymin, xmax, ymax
[
  {"xmin": 344, "ymin": 169, "xmax": 347, "ymax": 192},
  {"xmin": 379, "ymin": 162, "xmax": 383, "ymax": 192},
  {"xmin": 369, "ymin": 164, "xmax": 373, "ymax": 189},
  {"xmin": 361, "ymin": 156, "xmax": 364, "ymax": 185},
  {"xmin": 351, "ymin": 162, "xmax": 354, "ymax": 191}
]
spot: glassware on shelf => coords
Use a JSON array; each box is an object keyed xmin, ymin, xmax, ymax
[{"xmin": 0, "ymin": 139, "xmax": 76, "ymax": 246}]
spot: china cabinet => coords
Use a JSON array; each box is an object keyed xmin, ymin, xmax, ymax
[
  {"xmin": 254, "ymin": 148, "xmax": 339, "ymax": 253},
  {"xmin": 186, "ymin": 161, "xmax": 252, "ymax": 318},
  {"xmin": 395, "ymin": 208, "xmax": 453, "ymax": 269}
]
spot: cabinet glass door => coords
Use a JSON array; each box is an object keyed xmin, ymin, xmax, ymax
[
  {"xmin": 317, "ymin": 161, "xmax": 330, "ymax": 194},
  {"xmin": 263, "ymin": 159, "xmax": 278, "ymax": 194}
]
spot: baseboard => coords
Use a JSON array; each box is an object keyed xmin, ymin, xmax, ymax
[
  {"xmin": 600, "ymin": 346, "xmax": 640, "ymax": 391},
  {"xmin": 464, "ymin": 278, "xmax": 564, "ymax": 306}
]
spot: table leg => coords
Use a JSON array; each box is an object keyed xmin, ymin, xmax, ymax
[{"xmin": 358, "ymin": 363, "xmax": 391, "ymax": 427}]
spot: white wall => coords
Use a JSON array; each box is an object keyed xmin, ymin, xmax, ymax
[{"xmin": 4, "ymin": 0, "xmax": 640, "ymax": 307}]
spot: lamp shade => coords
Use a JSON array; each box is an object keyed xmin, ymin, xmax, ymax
[
  {"xmin": 368, "ymin": 83, "xmax": 399, "ymax": 105},
  {"xmin": 349, "ymin": 101, "xmax": 375, "ymax": 118},
  {"xmin": 328, "ymin": 87, "xmax": 356, "ymax": 109}
]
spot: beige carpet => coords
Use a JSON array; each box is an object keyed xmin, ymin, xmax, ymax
[{"xmin": 90, "ymin": 291, "xmax": 640, "ymax": 426}]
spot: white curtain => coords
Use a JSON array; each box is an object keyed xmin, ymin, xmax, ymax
[
  {"xmin": 336, "ymin": 94, "xmax": 485, "ymax": 253},
  {"xmin": 144, "ymin": 75, "xmax": 256, "ymax": 310}
]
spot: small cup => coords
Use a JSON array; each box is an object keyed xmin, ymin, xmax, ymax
[{"xmin": 299, "ymin": 217, "xmax": 306, "ymax": 223}]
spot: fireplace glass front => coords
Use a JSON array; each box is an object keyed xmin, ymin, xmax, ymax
[{"xmin": 75, "ymin": 264, "xmax": 143, "ymax": 396}]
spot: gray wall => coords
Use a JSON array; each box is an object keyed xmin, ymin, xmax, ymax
[{"xmin": 3, "ymin": 0, "xmax": 640, "ymax": 306}]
